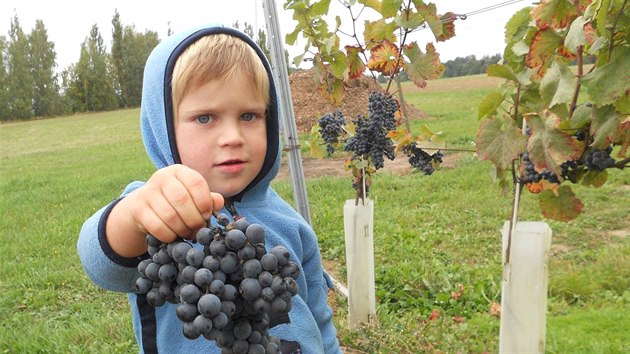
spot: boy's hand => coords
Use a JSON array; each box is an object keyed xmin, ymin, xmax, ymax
[
  {"xmin": 106, "ymin": 164, "xmax": 224, "ymax": 258},
  {"xmin": 132, "ymin": 164, "xmax": 224, "ymax": 242}
]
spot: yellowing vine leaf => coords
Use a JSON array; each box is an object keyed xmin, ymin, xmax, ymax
[
  {"xmin": 525, "ymin": 112, "xmax": 583, "ymax": 176},
  {"xmin": 402, "ymin": 42, "xmax": 444, "ymax": 88},
  {"xmin": 415, "ymin": 2, "xmax": 443, "ymax": 38},
  {"xmin": 381, "ymin": 0, "xmax": 404, "ymax": 19},
  {"xmin": 476, "ymin": 115, "xmax": 527, "ymax": 171},
  {"xmin": 478, "ymin": 92, "xmax": 505, "ymax": 120},
  {"xmin": 531, "ymin": 0, "xmax": 578, "ymax": 29},
  {"xmin": 539, "ymin": 185, "xmax": 584, "ymax": 221},
  {"xmin": 367, "ymin": 39, "xmax": 400, "ymax": 76},
  {"xmin": 363, "ymin": 19, "xmax": 398, "ymax": 50},
  {"xmin": 345, "ymin": 45, "xmax": 366, "ymax": 80},
  {"xmin": 526, "ymin": 28, "xmax": 562, "ymax": 76},
  {"xmin": 358, "ymin": 0, "xmax": 381, "ymax": 12}
]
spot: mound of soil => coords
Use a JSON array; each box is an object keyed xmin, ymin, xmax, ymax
[{"xmin": 288, "ymin": 69, "xmax": 425, "ymax": 133}]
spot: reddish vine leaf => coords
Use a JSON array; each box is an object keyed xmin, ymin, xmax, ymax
[
  {"xmin": 525, "ymin": 112, "xmax": 583, "ymax": 176},
  {"xmin": 531, "ymin": 0, "xmax": 578, "ymax": 29},
  {"xmin": 526, "ymin": 28, "xmax": 562, "ymax": 76},
  {"xmin": 539, "ymin": 185, "xmax": 584, "ymax": 221},
  {"xmin": 363, "ymin": 19, "xmax": 398, "ymax": 50},
  {"xmin": 402, "ymin": 42, "xmax": 444, "ymax": 88},
  {"xmin": 367, "ymin": 39, "xmax": 400, "ymax": 76},
  {"xmin": 617, "ymin": 117, "xmax": 630, "ymax": 157},
  {"xmin": 345, "ymin": 45, "xmax": 366, "ymax": 80},
  {"xmin": 436, "ymin": 13, "xmax": 457, "ymax": 42},
  {"xmin": 476, "ymin": 115, "xmax": 526, "ymax": 171}
]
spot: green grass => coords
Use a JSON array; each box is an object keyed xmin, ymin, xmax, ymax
[{"xmin": 1, "ymin": 75, "xmax": 628, "ymax": 352}]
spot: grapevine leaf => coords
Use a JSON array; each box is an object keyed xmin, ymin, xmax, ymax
[
  {"xmin": 531, "ymin": 0, "xmax": 578, "ymax": 29},
  {"xmin": 568, "ymin": 103, "xmax": 593, "ymax": 129},
  {"xmin": 396, "ymin": 8, "xmax": 423, "ymax": 30},
  {"xmin": 285, "ymin": 25, "xmax": 302, "ymax": 46},
  {"xmin": 478, "ymin": 92, "xmax": 505, "ymax": 120},
  {"xmin": 345, "ymin": 45, "xmax": 366, "ymax": 80},
  {"xmin": 358, "ymin": 0, "xmax": 381, "ymax": 12},
  {"xmin": 486, "ymin": 64, "xmax": 531, "ymax": 85},
  {"xmin": 367, "ymin": 39, "xmax": 400, "ymax": 76},
  {"xmin": 415, "ymin": 3, "xmax": 443, "ymax": 38},
  {"xmin": 417, "ymin": 124, "xmax": 444, "ymax": 145},
  {"xmin": 363, "ymin": 19, "xmax": 398, "ymax": 50},
  {"xmin": 310, "ymin": 0, "xmax": 332, "ymax": 16},
  {"xmin": 540, "ymin": 60, "xmax": 575, "ymax": 108},
  {"xmin": 318, "ymin": 77, "xmax": 345, "ymax": 106},
  {"xmin": 309, "ymin": 125, "xmax": 326, "ymax": 158},
  {"xmin": 564, "ymin": 16, "xmax": 587, "ymax": 53},
  {"xmin": 539, "ymin": 185, "xmax": 584, "ymax": 221},
  {"xmin": 476, "ymin": 115, "xmax": 527, "ymax": 171},
  {"xmin": 581, "ymin": 169, "xmax": 608, "ymax": 187},
  {"xmin": 526, "ymin": 28, "xmax": 562, "ymax": 76},
  {"xmin": 617, "ymin": 117, "xmax": 630, "ymax": 158},
  {"xmin": 402, "ymin": 42, "xmax": 444, "ymax": 89},
  {"xmin": 525, "ymin": 111, "xmax": 582, "ymax": 176},
  {"xmin": 505, "ymin": 7, "xmax": 535, "ymax": 44},
  {"xmin": 329, "ymin": 51, "xmax": 349, "ymax": 79},
  {"xmin": 381, "ymin": 0, "xmax": 404, "ymax": 19},
  {"xmin": 590, "ymin": 104, "xmax": 622, "ymax": 149},
  {"xmin": 435, "ymin": 13, "xmax": 457, "ymax": 42},
  {"xmin": 581, "ymin": 47, "xmax": 630, "ymax": 106}
]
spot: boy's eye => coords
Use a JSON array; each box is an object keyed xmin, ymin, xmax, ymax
[
  {"xmin": 196, "ymin": 114, "xmax": 212, "ymax": 124},
  {"xmin": 241, "ymin": 113, "xmax": 256, "ymax": 122}
]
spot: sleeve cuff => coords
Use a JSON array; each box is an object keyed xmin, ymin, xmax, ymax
[{"xmin": 97, "ymin": 197, "xmax": 149, "ymax": 268}]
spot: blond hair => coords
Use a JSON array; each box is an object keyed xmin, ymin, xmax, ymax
[{"xmin": 171, "ymin": 34, "xmax": 270, "ymax": 120}]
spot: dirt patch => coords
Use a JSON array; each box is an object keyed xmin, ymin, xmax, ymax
[
  {"xmin": 289, "ymin": 68, "xmax": 426, "ymax": 133},
  {"xmin": 277, "ymin": 152, "xmax": 465, "ymax": 180}
]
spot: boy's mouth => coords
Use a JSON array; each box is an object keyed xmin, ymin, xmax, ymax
[{"xmin": 218, "ymin": 159, "xmax": 244, "ymax": 166}]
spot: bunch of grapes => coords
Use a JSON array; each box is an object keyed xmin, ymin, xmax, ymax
[
  {"xmin": 344, "ymin": 91, "xmax": 398, "ymax": 170},
  {"xmin": 520, "ymin": 152, "xmax": 560, "ymax": 184},
  {"xmin": 135, "ymin": 214, "xmax": 300, "ymax": 354},
  {"xmin": 584, "ymin": 146, "xmax": 616, "ymax": 171},
  {"xmin": 318, "ymin": 110, "xmax": 346, "ymax": 156},
  {"xmin": 402, "ymin": 142, "xmax": 443, "ymax": 175}
]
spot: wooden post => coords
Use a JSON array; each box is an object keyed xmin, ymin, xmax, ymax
[
  {"xmin": 500, "ymin": 221, "xmax": 552, "ymax": 354},
  {"xmin": 343, "ymin": 199, "xmax": 377, "ymax": 329}
]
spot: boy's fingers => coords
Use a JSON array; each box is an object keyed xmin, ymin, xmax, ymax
[
  {"xmin": 137, "ymin": 202, "xmax": 178, "ymax": 243},
  {"xmin": 160, "ymin": 180, "xmax": 205, "ymax": 237},
  {"xmin": 211, "ymin": 192, "xmax": 225, "ymax": 214},
  {"xmin": 173, "ymin": 165, "xmax": 219, "ymax": 219}
]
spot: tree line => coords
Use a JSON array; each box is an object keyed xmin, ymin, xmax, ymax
[{"xmin": 0, "ymin": 12, "xmax": 271, "ymax": 122}]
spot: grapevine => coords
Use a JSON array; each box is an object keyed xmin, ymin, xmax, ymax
[
  {"xmin": 134, "ymin": 212, "xmax": 300, "ymax": 353},
  {"xmin": 286, "ymin": 0, "xmax": 459, "ymax": 202},
  {"xmin": 476, "ymin": 0, "xmax": 630, "ymax": 221}
]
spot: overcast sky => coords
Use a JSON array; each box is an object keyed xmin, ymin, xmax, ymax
[{"xmin": 0, "ymin": 0, "xmax": 534, "ymax": 71}]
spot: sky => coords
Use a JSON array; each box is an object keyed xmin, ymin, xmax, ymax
[{"xmin": 0, "ymin": 0, "xmax": 535, "ymax": 71}]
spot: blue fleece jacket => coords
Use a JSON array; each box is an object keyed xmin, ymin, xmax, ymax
[{"xmin": 77, "ymin": 23, "xmax": 341, "ymax": 354}]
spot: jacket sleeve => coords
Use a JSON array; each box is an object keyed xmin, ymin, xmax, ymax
[
  {"xmin": 300, "ymin": 225, "xmax": 342, "ymax": 354},
  {"xmin": 77, "ymin": 182, "xmax": 147, "ymax": 293}
]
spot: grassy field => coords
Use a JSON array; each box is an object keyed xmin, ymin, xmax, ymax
[{"xmin": 1, "ymin": 74, "xmax": 629, "ymax": 353}]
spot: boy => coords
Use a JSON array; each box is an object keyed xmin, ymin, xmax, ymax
[{"xmin": 77, "ymin": 23, "xmax": 341, "ymax": 353}]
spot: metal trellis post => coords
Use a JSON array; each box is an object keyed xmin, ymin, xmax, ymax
[{"xmin": 261, "ymin": 0, "xmax": 312, "ymax": 225}]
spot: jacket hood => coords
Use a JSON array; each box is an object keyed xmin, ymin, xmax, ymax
[{"xmin": 140, "ymin": 23, "xmax": 281, "ymax": 202}]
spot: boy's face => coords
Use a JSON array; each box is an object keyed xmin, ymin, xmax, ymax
[{"xmin": 175, "ymin": 71, "xmax": 267, "ymax": 198}]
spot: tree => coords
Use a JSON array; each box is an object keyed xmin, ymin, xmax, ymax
[
  {"xmin": 6, "ymin": 14, "xmax": 34, "ymax": 120},
  {"xmin": 0, "ymin": 35, "xmax": 9, "ymax": 120},
  {"xmin": 111, "ymin": 11, "xmax": 159, "ymax": 108},
  {"xmin": 70, "ymin": 24, "xmax": 118, "ymax": 112},
  {"xmin": 28, "ymin": 19, "xmax": 64, "ymax": 117}
]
